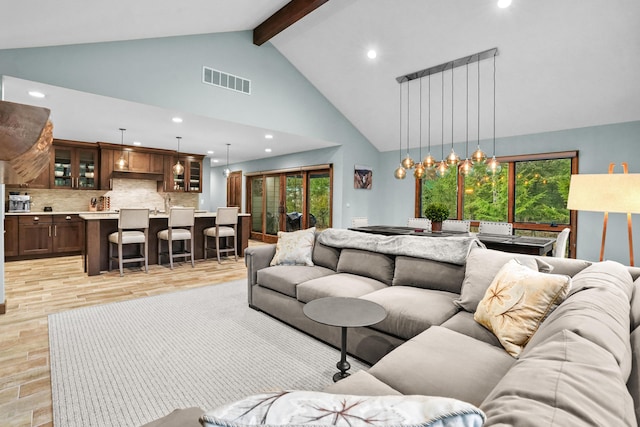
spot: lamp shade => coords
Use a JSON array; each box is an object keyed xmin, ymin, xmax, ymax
[{"xmin": 567, "ymin": 174, "xmax": 640, "ymax": 214}]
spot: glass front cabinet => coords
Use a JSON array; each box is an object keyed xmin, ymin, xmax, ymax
[
  {"xmin": 165, "ymin": 156, "xmax": 203, "ymax": 193},
  {"xmin": 51, "ymin": 141, "xmax": 98, "ymax": 190}
]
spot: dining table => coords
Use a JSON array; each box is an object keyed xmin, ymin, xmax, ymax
[{"xmin": 349, "ymin": 225, "xmax": 556, "ymax": 256}]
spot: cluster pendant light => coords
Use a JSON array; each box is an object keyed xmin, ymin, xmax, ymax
[
  {"xmin": 173, "ymin": 136, "xmax": 184, "ymax": 175},
  {"xmin": 117, "ymin": 128, "xmax": 128, "ymax": 170},
  {"xmin": 393, "ymin": 48, "xmax": 499, "ymax": 181}
]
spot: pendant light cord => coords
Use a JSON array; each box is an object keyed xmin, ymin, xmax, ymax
[
  {"xmin": 428, "ymin": 74, "xmax": 431, "ymax": 154},
  {"xmin": 451, "ymin": 64, "xmax": 454, "ymax": 151},
  {"xmin": 399, "ymin": 82, "xmax": 402, "ymax": 163},
  {"xmin": 465, "ymin": 62, "xmax": 469, "ymax": 157},
  {"xmin": 406, "ymin": 80, "xmax": 410, "ymax": 156},
  {"xmin": 419, "ymin": 78, "xmax": 422, "ymax": 160},
  {"xmin": 493, "ymin": 51, "xmax": 497, "ymax": 156},
  {"xmin": 441, "ymin": 70, "xmax": 445, "ymax": 160}
]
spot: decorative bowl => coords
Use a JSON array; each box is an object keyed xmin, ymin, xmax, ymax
[{"xmin": 54, "ymin": 170, "xmax": 64, "ymax": 177}]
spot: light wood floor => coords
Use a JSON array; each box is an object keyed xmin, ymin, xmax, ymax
[{"xmin": 0, "ymin": 244, "xmax": 261, "ymax": 427}]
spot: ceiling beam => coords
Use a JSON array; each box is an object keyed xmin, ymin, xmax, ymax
[{"xmin": 253, "ymin": 0, "xmax": 329, "ymax": 46}]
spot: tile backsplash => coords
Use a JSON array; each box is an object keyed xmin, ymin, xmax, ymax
[{"xmin": 12, "ymin": 178, "xmax": 198, "ymax": 212}]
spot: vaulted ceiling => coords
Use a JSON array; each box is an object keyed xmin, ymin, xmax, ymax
[{"xmin": 2, "ymin": 0, "xmax": 639, "ymax": 160}]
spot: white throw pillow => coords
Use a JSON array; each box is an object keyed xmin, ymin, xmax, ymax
[
  {"xmin": 201, "ymin": 390, "xmax": 486, "ymax": 427},
  {"xmin": 270, "ymin": 227, "xmax": 316, "ymax": 266},
  {"xmin": 474, "ymin": 259, "xmax": 571, "ymax": 357}
]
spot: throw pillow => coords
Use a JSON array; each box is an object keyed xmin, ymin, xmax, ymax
[
  {"xmin": 455, "ymin": 247, "xmax": 541, "ymax": 313},
  {"xmin": 201, "ymin": 390, "xmax": 486, "ymax": 427},
  {"xmin": 270, "ymin": 227, "xmax": 316, "ymax": 266},
  {"xmin": 474, "ymin": 259, "xmax": 571, "ymax": 357}
]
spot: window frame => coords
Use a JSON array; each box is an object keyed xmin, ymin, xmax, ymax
[{"xmin": 415, "ymin": 150, "xmax": 578, "ymax": 257}]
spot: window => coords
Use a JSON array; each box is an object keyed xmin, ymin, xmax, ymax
[{"xmin": 416, "ymin": 151, "xmax": 578, "ymax": 255}]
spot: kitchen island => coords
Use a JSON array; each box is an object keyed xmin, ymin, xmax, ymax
[{"xmin": 80, "ymin": 211, "xmax": 251, "ymax": 276}]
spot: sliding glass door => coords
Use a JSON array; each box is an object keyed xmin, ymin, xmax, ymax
[{"xmin": 248, "ymin": 166, "xmax": 332, "ymax": 242}]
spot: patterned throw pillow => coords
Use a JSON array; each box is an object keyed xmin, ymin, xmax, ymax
[
  {"xmin": 200, "ymin": 390, "xmax": 486, "ymax": 427},
  {"xmin": 474, "ymin": 259, "xmax": 571, "ymax": 357},
  {"xmin": 270, "ymin": 227, "xmax": 316, "ymax": 266}
]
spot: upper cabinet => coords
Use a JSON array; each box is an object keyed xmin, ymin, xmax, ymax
[
  {"xmin": 51, "ymin": 140, "xmax": 98, "ymax": 190},
  {"xmin": 164, "ymin": 155, "xmax": 203, "ymax": 193},
  {"xmin": 98, "ymin": 142, "xmax": 202, "ymax": 192}
]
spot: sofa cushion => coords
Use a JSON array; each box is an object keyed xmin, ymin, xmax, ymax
[
  {"xmin": 312, "ymin": 241, "xmax": 340, "ymax": 271},
  {"xmin": 270, "ymin": 227, "xmax": 316, "ymax": 266},
  {"xmin": 481, "ymin": 330, "xmax": 637, "ymax": 427},
  {"xmin": 543, "ymin": 256, "xmax": 592, "ymax": 277},
  {"xmin": 337, "ymin": 248, "xmax": 395, "ymax": 286},
  {"xmin": 522, "ymin": 260, "xmax": 634, "ymax": 381},
  {"xmin": 296, "ymin": 273, "xmax": 388, "ymax": 303},
  {"xmin": 454, "ymin": 248, "xmax": 540, "ymax": 313},
  {"xmin": 392, "ymin": 256, "xmax": 465, "ymax": 294},
  {"xmin": 628, "ymin": 327, "xmax": 640, "ymax": 424},
  {"xmin": 359, "ymin": 286, "xmax": 459, "ymax": 340},
  {"xmin": 257, "ymin": 265, "xmax": 336, "ymax": 298},
  {"xmin": 323, "ymin": 370, "xmax": 402, "ymax": 396},
  {"xmin": 474, "ymin": 259, "xmax": 571, "ymax": 357},
  {"xmin": 368, "ymin": 326, "xmax": 515, "ymax": 407},
  {"xmin": 440, "ymin": 311, "xmax": 502, "ymax": 348},
  {"xmin": 631, "ymin": 277, "xmax": 640, "ymax": 331},
  {"xmin": 201, "ymin": 390, "xmax": 486, "ymax": 427}
]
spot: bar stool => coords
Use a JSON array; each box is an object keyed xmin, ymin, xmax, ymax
[
  {"xmin": 108, "ymin": 208, "xmax": 149, "ymax": 277},
  {"xmin": 157, "ymin": 207, "xmax": 195, "ymax": 269},
  {"xmin": 203, "ymin": 207, "xmax": 239, "ymax": 264}
]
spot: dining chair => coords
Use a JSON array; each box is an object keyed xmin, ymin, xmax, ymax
[
  {"xmin": 407, "ymin": 217, "xmax": 431, "ymax": 231},
  {"xmin": 157, "ymin": 207, "xmax": 195, "ymax": 269},
  {"xmin": 553, "ymin": 228, "xmax": 571, "ymax": 258},
  {"xmin": 203, "ymin": 207, "xmax": 239, "ymax": 264},
  {"xmin": 351, "ymin": 217, "xmax": 368, "ymax": 227},
  {"xmin": 478, "ymin": 221, "xmax": 513, "ymax": 235},
  {"xmin": 442, "ymin": 220, "xmax": 471, "ymax": 232},
  {"xmin": 108, "ymin": 208, "xmax": 149, "ymax": 276}
]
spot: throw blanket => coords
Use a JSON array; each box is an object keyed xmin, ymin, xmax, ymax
[{"xmin": 317, "ymin": 228, "xmax": 484, "ymax": 265}]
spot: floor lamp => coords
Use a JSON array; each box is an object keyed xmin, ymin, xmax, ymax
[{"xmin": 567, "ymin": 163, "xmax": 640, "ymax": 266}]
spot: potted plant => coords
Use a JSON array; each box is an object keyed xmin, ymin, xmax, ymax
[{"xmin": 423, "ymin": 202, "xmax": 449, "ymax": 232}]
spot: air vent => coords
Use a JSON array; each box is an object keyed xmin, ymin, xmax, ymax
[{"xmin": 203, "ymin": 66, "xmax": 251, "ymax": 95}]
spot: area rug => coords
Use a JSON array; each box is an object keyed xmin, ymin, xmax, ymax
[{"xmin": 49, "ymin": 280, "xmax": 368, "ymax": 427}]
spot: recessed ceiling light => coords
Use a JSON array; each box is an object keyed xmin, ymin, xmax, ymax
[
  {"xmin": 212, "ymin": 159, "xmax": 219, "ymax": 163},
  {"xmin": 497, "ymin": 0, "xmax": 512, "ymax": 8},
  {"xmin": 367, "ymin": 50, "xmax": 377, "ymax": 59},
  {"xmin": 133, "ymin": 141, "xmax": 142, "ymax": 146},
  {"xmin": 172, "ymin": 117, "xmax": 183, "ymax": 123},
  {"xmin": 265, "ymin": 134, "xmax": 273, "ymax": 139},
  {"xmin": 207, "ymin": 150, "xmax": 214, "ymax": 154},
  {"xmin": 265, "ymin": 148, "xmax": 272, "ymax": 153},
  {"xmin": 28, "ymin": 91, "xmax": 45, "ymax": 98}
]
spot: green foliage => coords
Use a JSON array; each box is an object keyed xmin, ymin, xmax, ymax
[
  {"xmin": 424, "ymin": 202, "xmax": 450, "ymax": 222},
  {"xmin": 419, "ymin": 157, "xmax": 571, "ymax": 225}
]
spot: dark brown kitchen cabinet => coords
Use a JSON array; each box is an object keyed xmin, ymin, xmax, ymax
[
  {"xmin": 163, "ymin": 156, "xmax": 203, "ymax": 193},
  {"xmin": 4, "ymin": 216, "xmax": 19, "ymax": 257},
  {"xmin": 18, "ymin": 215, "xmax": 52, "ymax": 256},
  {"xmin": 51, "ymin": 140, "xmax": 98, "ymax": 190},
  {"xmin": 16, "ymin": 214, "xmax": 83, "ymax": 257}
]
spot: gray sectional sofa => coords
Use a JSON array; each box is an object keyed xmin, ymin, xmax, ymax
[{"xmin": 245, "ymin": 228, "xmax": 640, "ymax": 426}]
